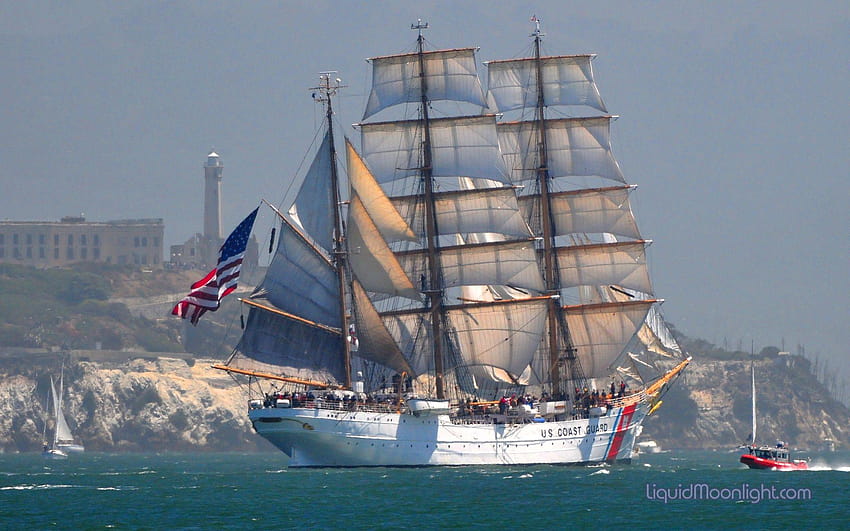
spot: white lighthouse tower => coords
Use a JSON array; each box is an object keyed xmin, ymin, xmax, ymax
[{"xmin": 202, "ymin": 150, "xmax": 223, "ymax": 267}]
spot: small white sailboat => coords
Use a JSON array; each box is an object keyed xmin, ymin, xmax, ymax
[
  {"xmin": 42, "ymin": 375, "xmax": 68, "ymax": 459},
  {"xmin": 42, "ymin": 368, "xmax": 84, "ymax": 458}
]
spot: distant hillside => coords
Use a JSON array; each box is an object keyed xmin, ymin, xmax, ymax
[
  {"xmin": 642, "ymin": 351, "xmax": 849, "ymax": 451},
  {"xmin": 0, "ymin": 263, "xmax": 245, "ymax": 356}
]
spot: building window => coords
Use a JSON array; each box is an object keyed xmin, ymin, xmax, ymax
[
  {"xmin": 80, "ymin": 247, "xmax": 87, "ymax": 260},
  {"xmin": 93, "ymin": 234, "xmax": 100, "ymax": 246},
  {"xmin": 26, "ymin": 234, "xmax": 33, "ymax": 245},
  {"xmin": 26, "ymin": 247, "xmax": 32, "ymax": 259},
  {"xmin": 67, "ymin": 247, "xmax": 74, "ymax": 260},
  {"xmin": 39, "ymin": 247, "xmax": 45, "ymax": 259},
  {"xmin": 134, "ymin": 237, "xmax": 140, "ymax": 248},
  {"xmin": 67, "ymin": 234, "xmax": 73, "ymax": 246},
  {"xmin": 54, "ymin": 234, "xmax": 59, "ymax": 246},
  {"xmin": 154, "ymin": 237, "xmax": 159, "ymax": 247},
  {"xmin": 0, "ymin": 248, "xmax": 4, "ymax": 258},
  {"xmin": 54, "ymin": 248, "xmax": 59, "ymax": 259},
  {"xmin": 80, "ymin": 234, "xmax": 87, "ymax": 246},
  {"xmin": 93, "ymin": 248, "xmax": 100, "ymax": 259},
  {"xmin": 0, "ymin": 234, "xmax": 4, "ymax": 245},
  {"xmin": 39, "ymin": 234, "xmax": 45, "ymax": 245},
  {"xmin": 14, "ymin": 247, "xmax": 21, "ymax": 258},
  {"xmin": 13, "ymin": 234, "xmax": 19, "ymax": 245},
  {"xmin": 142, "ymin": 237, "xmax": 148, "ymax": 247}
]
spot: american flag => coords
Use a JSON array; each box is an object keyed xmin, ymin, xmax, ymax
[{"xmin": 172, "ymin": 207, "xmax": 259, "ymax": 325}]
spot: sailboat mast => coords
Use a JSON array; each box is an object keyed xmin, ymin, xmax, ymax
[
  {"xmin": 751, "ymin": 352, "xmax": 757, "ymax": 445},
  {"xmin": 314, "ymin": 73, "xmax": 352, "ymax": 389},
  {"xmin": 531, "ymin": 20, "xmax": 566, "ymax": 396},
  {"xmin": 413, "ymin": 20, "xmax": 446, "ymax": 399},
  {"xmin": 51, "ymin": 375, "xmax": 60, "ymax": 447}
]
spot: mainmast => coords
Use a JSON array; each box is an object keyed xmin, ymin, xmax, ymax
[
  {"xmin": 413, "ymin": 19, "xmax": 446, "ymax": 399},
  {"xmin": 530, "ymin": 18, "xmax": 574, "ymax": 396},
  {"xmin": 312, "ymin": 72, "xmax": 352, "ymax": 389}
]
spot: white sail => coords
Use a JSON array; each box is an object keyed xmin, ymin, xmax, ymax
[
  {"xmin": 563, "ymin": 300, "xmax": 654, "ymax": 380},
  {"xmin": 50, "ymin": 376, "xmax": 73, "ymax": 445},
  {"xmin": 288, "ymin": 131, "xmax": 336, "ymax": 252},
  {"xmin": 347, "ymin": 194, "xmax": 419, "ymax": 300},
  {"xmin": 519, "ymin": 186, "xmax": 642, "ymax": 239},
  {"xmin": 497, "ymin": 117, "xmax": 624, "ymax": 183},
  {"xmin": 364, "ymin": 48, "xmax": 487, "ymax": 119},
  {"xmin": 234, "ymin": 307, "xmax": 346, "ymax": 384},
  {"xmin": 359, "ymin": 115, "xmax": 510, "ymax": 185},
  {"xmin": 253, "ymin": 218, "xmax": 340, "ymax": 327},
  {"xmin": 391, "ymin": 187, "xmax": 532, "ymax": 239},
  {"xmin": 383, "ymin": 298, "xmax": 549, "ymax": 382},
  {"xmin": 346, "ymin": 138, "xmax": 417, "ymax": 243},
  {"xmin": 396, "ymin": 239, "xmax": 545, "ymax": 293},
  {"xmin": 232, "ymin": 217, "xmax": 348, "ymax": 385},
  {"xmin": 636, "ymin": 303, "xmax": 683, "ymax": 358},
  {"xmin": 486, "ymin": 55, "xmax": 607, "ymax": 113},
  {"xmin": 350, "ymin": 279, "xmax": 414, "ymax": 376},
  {"xmin": 448, "ymin": 299, "xmax": 550, "ymax": 380},
  {"xmin": 554, "ymin": 240, "xmax": 652, "ymax": 294}
]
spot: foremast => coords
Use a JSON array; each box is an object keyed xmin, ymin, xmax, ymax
[
  {"xmin": 214, "ymin": 74, "xmax": 355, "ymax": 390},
  {"xmin": 312, "ymin": 73, "xmax": 352, "ymax": 389}
]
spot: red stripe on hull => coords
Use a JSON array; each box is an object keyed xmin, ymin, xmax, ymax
[{"xmin": 606, "ymin": 403, "xmax": 637, "ymax": 461}]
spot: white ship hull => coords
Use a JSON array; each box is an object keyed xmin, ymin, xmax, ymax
[{"xmin": 249, "ymin": 402, "xmax": 647, "ymax": 467}]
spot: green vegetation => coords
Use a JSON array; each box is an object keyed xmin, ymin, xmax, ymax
[{"xmin": 0, "ymin": 263, "xmax": 197, "ymax": 352}]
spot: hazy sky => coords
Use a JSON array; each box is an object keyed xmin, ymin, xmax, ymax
[{"xmin": 2, "ymin": 1, "xmax": 847, "ymax": 374}]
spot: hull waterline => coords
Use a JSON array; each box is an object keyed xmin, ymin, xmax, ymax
[
  {"xmin": 740, "ymin": 453, "xmax": 808, "ymax": 471},
  {"xmin": 250, "ymin": 402, "xmax": 647, "ymax": 467}
]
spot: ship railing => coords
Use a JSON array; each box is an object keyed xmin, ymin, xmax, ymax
[
  {"xmin": 604, "ymin": 390, "xmax": 647, "ymax": 409},
  {"xmin": 256, "ymin": 398, "xmax": 408, "ymax": 414}
]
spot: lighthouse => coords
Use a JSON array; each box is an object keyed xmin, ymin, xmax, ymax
[{"xmin": 202, "ymin": 150, "xmax": 223, "ymax": 267}]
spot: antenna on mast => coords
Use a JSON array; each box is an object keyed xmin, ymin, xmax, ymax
[
  {"xmin": 530, "ymin": 15, "xmax": 544, "ymax": 37},
  {"xmin": 311, "ymin": 71, "xmax": 345, "ymax": 104},
  {"xmin": 411, "ymin": 18, "xmax": 429, "ymax": 37}
]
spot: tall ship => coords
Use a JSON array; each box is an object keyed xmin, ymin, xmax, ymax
[{"xmin": 215, "ymin": 19, "xmax": 690, "ymax": 467}]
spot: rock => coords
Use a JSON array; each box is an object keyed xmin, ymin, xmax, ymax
[
  {"xmin": 0, "ymin": 355, "xmax": 272, "ymax": 453},
  {"xmin": 643, "ymin": 356, "xmax": 849, "ymax": 450}
]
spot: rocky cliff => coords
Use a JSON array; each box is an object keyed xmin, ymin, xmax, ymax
[
  {"xmin": 0, "ymin": 352, "xmax": 272, "ymax": 453},
  {"xmin": 641, "ymin": 355, "xmax": 848, "ymax": 451}
]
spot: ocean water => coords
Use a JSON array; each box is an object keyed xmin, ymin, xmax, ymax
[{"xmin": 1, "ymin": 450, "xmax": 847, "ymax": 529}]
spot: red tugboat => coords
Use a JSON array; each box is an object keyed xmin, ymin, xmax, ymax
[{"xmin": 740, "ymin": 442, "xmax": 808, "ymax": 471}]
